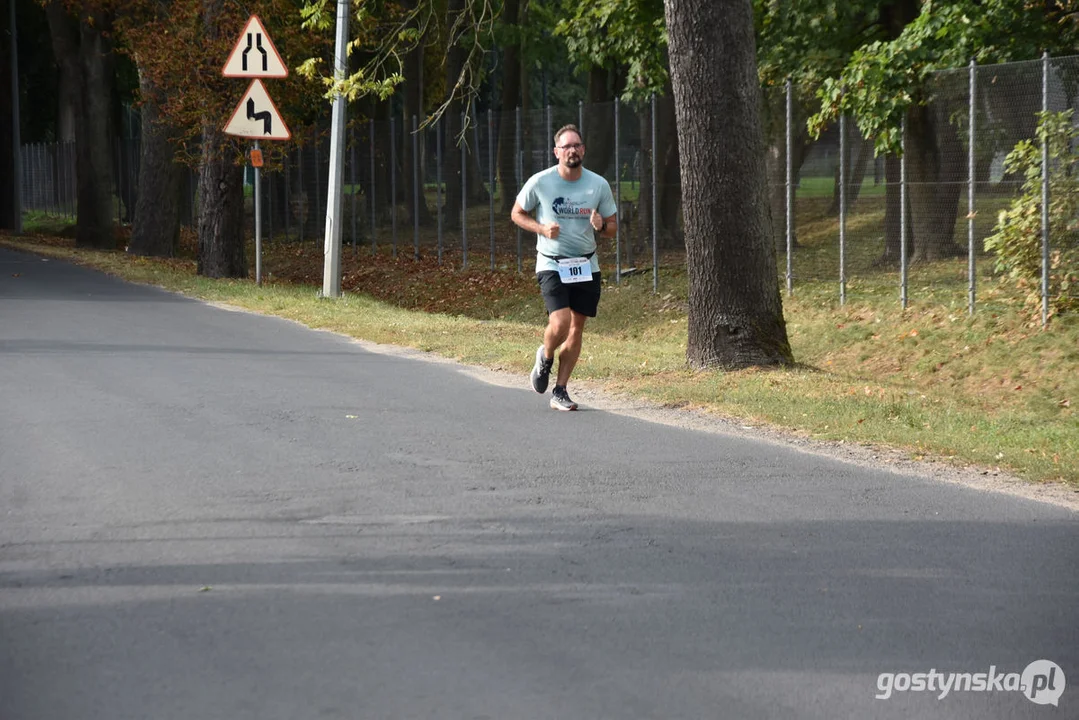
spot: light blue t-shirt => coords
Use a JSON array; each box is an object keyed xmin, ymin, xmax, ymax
[{"xmin": 516, "ymin": 166, "xmax": 617, "ymax": 274}]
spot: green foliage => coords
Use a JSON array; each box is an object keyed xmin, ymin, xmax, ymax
[
  {"xmin": 808, "ymin": 0, "xmax": 1079, "ymax": 156},
  {"xmin": 984, "ymin": 111, "xmax": 1079, "ymax": 322},
  {"xmin": 297, "ymin": 0, "xmax": 497, "ymax": 118},
  {"xmin": 554, "ymin": 0, "xmax": 667, "ymax": 102},
  {"xmin": 754, "ymin": 0, "xmax": 880, "ymax": 90}
]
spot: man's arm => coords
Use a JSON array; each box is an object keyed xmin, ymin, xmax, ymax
[
  {"xmin": 596, "ymin": 213, "xmax": 617, "ymax": 239},
  {"xmin": 589, "ymin": 208, "xmax": 618, "ymax": 239},
  {"xmin": 511, "ymin": 201, "xmax": 559, "ymax": 239}
]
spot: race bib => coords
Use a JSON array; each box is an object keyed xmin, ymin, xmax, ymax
[{"xmin": 557, "ymin": 257, "xmax": 593, "ymax": 284}]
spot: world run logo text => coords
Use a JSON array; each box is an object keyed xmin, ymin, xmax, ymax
[
  {"xmin": 875, "ymin": 660, "xmax": 1065, "ymax": 706},
  {"xmin": 551, "ymin": 197, "xmax": 592, "ymax": 218}
]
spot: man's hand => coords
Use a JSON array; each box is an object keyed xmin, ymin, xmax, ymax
[
  {"xmin": 590, "ymin": 209, "xmax": 603, "ymax": 232},
  {"xmin": 542, "ymin": 222, "xmax": 561, "ymax": 239}
]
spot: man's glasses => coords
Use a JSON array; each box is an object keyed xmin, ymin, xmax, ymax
[{"xmin": 556, "ymin": 143, "xmax": 584, "ymax": 151}]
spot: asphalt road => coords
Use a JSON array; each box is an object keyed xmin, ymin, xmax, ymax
[{"xmin": 1, "ymin": 245, "xmax": 1076, "ymax": 720}]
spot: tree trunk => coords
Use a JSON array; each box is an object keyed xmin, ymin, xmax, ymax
[
  {"xmin": 881, "ymin": 154, "xmax": 906, "ymax": 265},
  {"xmin": 45, "ymin": 1, "xmax": 115, "ymax": 249},
  {"xmin": 582, "ymin": 66, "xmax": 615, "ymax": 176},
  {"xmin": 197, "ymin": 125, "xmax": 246, "ymax": 278},
  {"xmin": 128, "ymin": 66, "xmax": 183, "ymax": 257},
  {"xmin": 496, "ymin": 0, "xmax": 521, "ymax": 212},
  {"xmin": 906, "ymin": 103, "xmax": 964, "ymax": 262},
  {"xmin": 665, "ymin": 0, "xmax": 791, "ymax": 368},
  {"xmin": 655, "ymin": 92, "xmax": 682, "ymax": 248}
]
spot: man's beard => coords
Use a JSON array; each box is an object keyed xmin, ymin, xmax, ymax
[{"xmin": 564, "ymin": 156, "xmax": 582, "ymax": 168}]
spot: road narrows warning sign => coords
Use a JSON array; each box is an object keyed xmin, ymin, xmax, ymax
[
  {"xmin": 223, "ymin": 79, "xmax": 291, "ymax": 140},
  {"xmin": 222, "ymin": 15, "xmax": 288, "ymax": 78}
]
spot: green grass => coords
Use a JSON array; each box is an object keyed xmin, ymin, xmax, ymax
[{"xmin": 3, "ymin": 211, "xmax": 1076, "ymax": 487}]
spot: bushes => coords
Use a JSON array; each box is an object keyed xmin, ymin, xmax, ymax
[{"xmin": 984, "ymin": 110, "xmax": 1079, "ymax": 322}]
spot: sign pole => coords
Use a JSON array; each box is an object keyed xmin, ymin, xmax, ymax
[
  {"xmin": 254, "ymin": 140, "xmax": 262, "ymax": 286},
  {"xmin": 321, "ymin": 0, "xmax": 350, "ymax": 298},
  {"xmin": 221, "ymin": 14, "xmax": 290, "ymax": 285}
]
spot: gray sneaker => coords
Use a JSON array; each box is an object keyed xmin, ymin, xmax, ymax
[
  {"xmin": 550, "ymin": 386, "xmax": 578, "ymax": 411},
  {"xmin": 530, "ymin": 345, "xmax": 554, "ymax": 394}
]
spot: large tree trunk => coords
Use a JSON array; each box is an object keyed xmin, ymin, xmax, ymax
[
  {"xmin": 196, "ymin": 0, "xmax": 246, "ymax": 276},
  {"xmin": 882, "ymin": 154, "xmax": 904, "ymax": 264},
  {"xmin": 582, "ymin": 66, "xmax": 615, "ymax": 176},
  {"xmin": 495, "ymin": 0, "xmax": 521, "ymax": 212},
  {"xmin": 666, "ymin": 0, "xmax": 792, "ymax": 368},
  {"xmin": 45, "ymin": 1, "xmax": 115, "ymax": 249},
  {"xmin": 197, "ymin": 126, "xmax": 246, "ymax": 278},
  {"xmin": 906, "ymin": 103, "xmax": 964, "ymax": 262},
  {"xmin": 128, "ymin": 66, "xmax": 183, "ymax": 257}
]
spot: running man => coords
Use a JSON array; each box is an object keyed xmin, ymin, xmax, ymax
[{"xmin": 511, "ymin": 124, "xmax": 617, "ymax": 411}]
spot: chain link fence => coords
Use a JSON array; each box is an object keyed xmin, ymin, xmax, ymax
[{"xmin": 19, "ymin": 55, "xmax": 1079, "ymax": 320}]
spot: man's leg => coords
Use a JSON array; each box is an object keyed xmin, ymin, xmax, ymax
[
  {"xmin": 543, "ymin": 308, "xmax": 572, "ymax": 361},
  {"xmin": 554, "ymin": 311, "xmax": 587, "ymax": 387}
]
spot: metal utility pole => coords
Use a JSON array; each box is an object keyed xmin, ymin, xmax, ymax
[{"xmin": 322, "ymin": 0, "xmax": 350, "ymax": 298}]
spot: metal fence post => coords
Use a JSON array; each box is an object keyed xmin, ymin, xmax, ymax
[
  {"xmin": 578, "ymin": 99, "xmax": 583, "ymax": 136},
  {"xmin": 284, "ymin": 151, "xmax": 291, "ymax": 242},
  {"xmin": 614, "ymin": 96, "xmax": 621, "ymax": 286},
  {"xmin": 461, "ymin": 109, "xmax": 468, "ymax": 269},
  {"xmin": 350, "ymin": 121, "xmax": 357, "ymax": 253},
  {"xmin": 1041, "ymin": 51, "xmax": 1051, "ymax": 328},
  {"xmin": 515, "ymin": 105, "xmax": 522, "ymax": 273},
  {"xmin": 437, "ymin": 116, "xmax": 443, "ymax": 265},
  {"xmin": 651, "ymin": 92, "xmax": 658, "ymax": 294},
  {"xmin": 297, "ymin": 146, "xmax": 304, "ymax": 240},
  {"xmin": 413, "ymin": 114, "xmax": 420, "ymax": 260},
  {"xmin": 390, "ymin": 115, "xmax": 397, "ymax": 258},
  {"xmin": 488, "ymin": 108, "xmax": 495, "ymax": 270},
  {"xmin": 900, "ymin": 115, "xmax": 909, "ymax": 310},
  {"xmin": 785, "ymin": 78, "xmax": 793, "ymax": 297},
  {"xmin": 369, "ymin": 118, "xmax": 376, "ymax": 253},
  {"xmin": 9, "ymin": 0, "xmax": 21, "ymax": 234},
  {"xmin": 839, "ymin": 111, "xmax": 847, "ymax": 306},
  {"xmin": 267, "ymin": 170, "xmax": 274, "ymax": 245},
  {"xmin": 968, "ymin": 58, "xmax": 977, "ymax": 315},
  {"xmin": 546, "ymin": 104, "xmax": 552, "ymax": 150},
  {"xmin": 314, "ymin": 134, "xmax": 322, "ymax": 237}
]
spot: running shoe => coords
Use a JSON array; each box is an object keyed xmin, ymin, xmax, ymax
[
  {"xmin": 550, "ymin": 386, "xmax": 578, "ymax": 411},
  {"xmin": 530, "ymin": 345, "xmax": 554, "ymax": 394}
]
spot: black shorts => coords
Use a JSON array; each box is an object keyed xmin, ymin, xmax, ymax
[{"xmin": 536, "ymin": 270, "xmax": 602, "ymax": 317}]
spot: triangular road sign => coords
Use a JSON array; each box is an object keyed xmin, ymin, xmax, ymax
[
  {"xmin": 222, "ymin": 15, "xmax": 288, "ymax": 78},
  {"xmin": 224, "ymin": 79, "xmax": 291, "ymax": 140}
]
